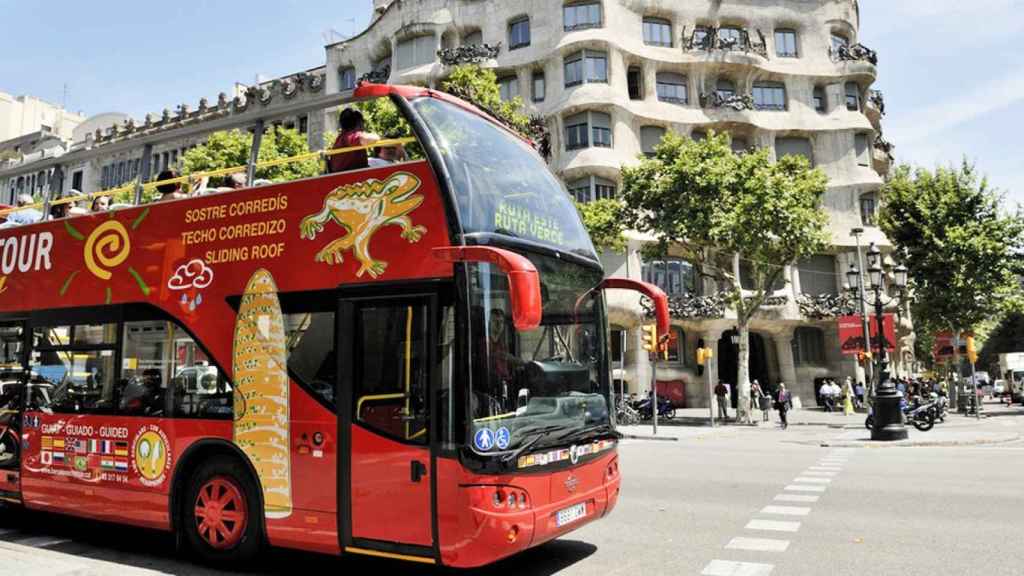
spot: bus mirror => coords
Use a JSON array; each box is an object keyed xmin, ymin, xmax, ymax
[
  {"xmin": 432, "ymin": 246, "xmax": 542, "ymax": 331},
  {"xmin": 597, "ymin": 279, "xmax": 670, "ymax": 340}
]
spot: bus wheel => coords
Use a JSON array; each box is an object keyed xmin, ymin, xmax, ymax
[{"xmin": 182, "ymin": 457, "xmax": 263, "ymax": 566}]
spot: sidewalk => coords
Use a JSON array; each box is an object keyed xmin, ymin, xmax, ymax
[{"xmin": 0, "ymin": 540, "xmax": 167, "ymax": 576}]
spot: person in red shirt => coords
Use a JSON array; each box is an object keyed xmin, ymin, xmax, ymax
[{"xmin": 327, "ymin": 108, "xmax": 381, "ymax": 173}]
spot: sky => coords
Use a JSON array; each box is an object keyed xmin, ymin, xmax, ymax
[{"xmin": 0, "ymin": 1, "xmax": 1021, "ymax": 210}]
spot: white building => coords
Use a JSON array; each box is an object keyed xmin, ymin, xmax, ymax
[
  {"xmin": 0, "ymin": 92, "xmax": 85, "ymax": 143},
  {"xmin": 328, "ymin": 0, "xmax": 911, "ymax": 408}
]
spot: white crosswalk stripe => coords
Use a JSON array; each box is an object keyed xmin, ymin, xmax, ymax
[
  {"xmin": 726, "ymin": 537, "xmax": 790, "ymax": 552},
  {"xmin": 760, "ymin": 505, "xmax": 811, "ymax": 516},
  {"xmin": 785, "ymin": 484, "xmax": 827, "ymax": 492},
  {"xmin": 745, "ymin": 519, "xmax": 801, "ymax": 533},
  {"xmin": 774, "ymin": 493, "xmax": 819, "ymax": 503},
  {"xmin": 802, "ymin": 470, "xmax": 838, "ymax": 476},
  {"xmin": 793, "ymin": 477, "xmax": 832, "ymax": 484},
  {"xmin": 702, "ymin": 559, "xmax": 775, "ymax": 576}
]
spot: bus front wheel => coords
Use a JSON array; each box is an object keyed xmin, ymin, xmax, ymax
[{"xmin": 182, "ymin": 456, "xmax": 264, "ymax": 566}]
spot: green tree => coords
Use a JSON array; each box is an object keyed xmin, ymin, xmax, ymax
[
  {"xmin": 978, "ymin": 311, "xmax": 1024, "ymax": 375},
  {"xmin": 621, "ymin": 131, "xmax": 830, "ymax": 420},
  {"xmin": 440, "ymin": 64, "xmax": 550, "ymax": 159},
  {"xmin": 575, "ymin": 198, "xmax": 627, "ymax": 254},
  {"xmin": 880, "ymin": 162, "xmax": 1024, "ymax": 402},
  {"xmin": 180, "ymin": 126, "xmax": 319, "ymax": 198}
]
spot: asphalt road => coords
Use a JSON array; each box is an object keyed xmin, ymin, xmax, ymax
[{"xmin": 2, "ymin": 404, "xmax": 1023, "ymax": 575}]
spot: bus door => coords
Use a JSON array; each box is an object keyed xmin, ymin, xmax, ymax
[
  {"xmin": 0, "ymin": 321, "xmax": 28, "ymax": 501},
  {"xmin": 339, "ymin": 295, "xmax": 436, "ymax": 554}
]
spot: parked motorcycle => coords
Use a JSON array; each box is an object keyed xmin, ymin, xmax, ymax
[
  {"xmin": 616, "ymin": 399, "xmax": 642, "ymax": 426},
  {"xmin": 864, "ymin": 397, "xmax": 936, "ymax": 432},
  {"xmin": 928, "ymin": 392, "xmax": 948, "ymax": 423},
  {"xmin": 637, "ymin": 397, "xmax": 675, "ymax": 421}
]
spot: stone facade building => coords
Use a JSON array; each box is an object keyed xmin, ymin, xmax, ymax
[{"xmin": 328, "ymin": 0, "xmax": 908, "ymax": 407}]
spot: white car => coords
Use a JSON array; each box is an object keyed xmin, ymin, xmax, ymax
[{"xmin": 993, "ymin": 380, "xmax": 1007, "ymax": 395}]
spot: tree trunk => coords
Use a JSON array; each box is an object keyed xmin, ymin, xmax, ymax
[
  {"xmin": 736, "ymin": 321, "xmax": 752, "ymax": 423},
  {"xmin": 950, "ymin": 327, "xmax": 961, "ymax": 411}
]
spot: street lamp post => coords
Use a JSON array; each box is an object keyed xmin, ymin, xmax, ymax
[
  {"xmin": 846, "ymin": 243, "xmax": 909, "ymax": 441},
  {"xmin": 850, "ymin": 228, "xmax": 874, "ymax": 395}
]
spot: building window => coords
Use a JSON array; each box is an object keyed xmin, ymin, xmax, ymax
[
  {"xmin": 656, "ymin": 72, "xmax": 687, "ymax": 104},
  {"xmin": 716, "ymin": 78, "xmax": 736, "ymax": 99},
  {"xmin": 792, "ymin": 327, "xmax": 826, "ymax": 365},
  {"xmin": 396, "ymin": 34, "xmax": 436, "ymax": 69},
  {"xmin": 797, "ymin": 255, "xmax": 838, "ymax": 296},
  {"xmin": 845, "ymin": 82, "xmax": 861, "ymax": 111},
  {"xmin": 813, "ymin": 86, "xmax": 827, "ymax": 113},
  {"xmin": 860, "ymin": 192, "xmax": 878, "ymax": 226},
  {"xmin": 775, "ymin": 29, "xmax": 798, "ymax": 57},
  {"xmin": 643, "ymin": 17, "xmax": 672, "ymax": 47},
  {"xmin": 693, "ymin": 26, "xmax": 710, "ymax": 46},
  {"xmin": 753, "ymin": 82, "xmax": 787, "ymax": 111},
  {"xmin": 564, "ymin": 50, "xmax": 608, "ymax": 87},
  {"xmin": 591, "ymin": 111, "xmax": 612, "ymax": 147},
  {"xmin": 665, "ymin": 327, "xmax": 685, "ymax": 363},
  {"xmin": 299, "ymin": 115, "xmax": 309, "ymax": 134},
  {"xmin": 642, "ymin": 258, "xmax": 698, "ymax": 296},
  {"xmin": 532, "ymin": 71, "xmax": 546, "ymax": 102},
  {"xmin": 564, "ymin": 2, "xmax": 602, "ymax": 31},
  {"xmin": 718, "ymin": 26, "xmax": 743, "ymax": 45},
  {"xmin": 509, "ymin": 17, "xmax": 531, "ymax": 49},
  {"xmin": 775, "ymin": 137, "xmax": 814, "ymax": 166},
  {"xmin": 691, "ymin": 130, "xmax": 707, "ymax": 141},
  {"xmin": 730, "ymin": 136, "xmax": 749, "ymax": 154},
  {"xmin": 627, "ymin": 67, "xmax": 643, "ymax": 100},
  {"xmin": 739, "ymin": 259, "xmax": 785, "ymax": 291},
  {"xmin": 566, "ymin": 175, "xmax": 617, "ymax": 203},
  {"xmin": 498, "ymin": 75, "xmax": 520, "ymax": 101},
  {"xmin": 339, "ymin": 66, "xmax": 356, "ymax": 91},
  {"xmin": 641, "ymin": 126, "xmax": 666, "ymax": 157},
  {"xmin": 831, "ymin": 32, "xmax": 849, "ymax": 53},
  {"xmin": 463, "ymin": 30, "xmax": 483, "ymax": 45},
  {"xmin": 855, "ymin": 134, "xmax": 870, "ymax": 166},
  {"xmin": 610, "ymin": 328, "xmax": 624, "ymax": 363},
  {"xmin": 564, "ymin": 112, "xmax": 589, "ymax": 150},
  {"xmin": 71, "ymin": 170, "xmax": 83, "ymax": 191}
]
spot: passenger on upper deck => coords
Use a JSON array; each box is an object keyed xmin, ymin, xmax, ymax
[
  {"xmin": 368, "ymin": 135, "xmax": 406, "ymax": 167},
  {"xmin": 326, "ymin": 109, "xmax": 381, "ymax": 173},
  {"xmin": 50, "ymin": 190, "xmax": 89, "ymax": 220},
  {"xmin": 1, "ymin": 194, "xmax": 43, "ymax": 227},
  {"xmin": 90, "ymin": 195, "xmax": 111, "ymax": 213},
  {"xmin": 153, "ymin": 170, "xmax": 188, "ymax": 202}
]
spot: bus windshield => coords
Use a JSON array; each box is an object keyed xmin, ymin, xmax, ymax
[
  {"xmin": 468, "ymin": 253, "xmax": 610, "ymax": 455},
  {"xmin": 412, "ymin": 97, "xmax": 597, "ymax": 261}
]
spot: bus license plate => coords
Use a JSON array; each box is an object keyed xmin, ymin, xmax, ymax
[{"xmin": 556, "ymin": 502, "xmax": 587, "ymax": 527}]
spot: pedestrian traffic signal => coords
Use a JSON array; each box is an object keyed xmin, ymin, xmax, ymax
[
  {"xmin": 641, "ymin": 324, "xmax": 657, "ymax": 352},
  {"xmin": 696, "ymin": 346, "xmax": 714, "ymax": 365},
  {"xmin": 966, "ymin": 335, "xmax": 977, "ymax": 364}
]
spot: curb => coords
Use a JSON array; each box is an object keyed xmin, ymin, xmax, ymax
[
  {"xmin": 621, "ymin": 434, "xmax": 679, "ymax": 442},
  {"xmin": 804, "ymin": 432, "xmax": 1021, "ymax": 449}
]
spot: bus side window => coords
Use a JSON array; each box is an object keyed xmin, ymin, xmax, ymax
[
  {"xmin": 284, "ymin": 311, "xmax": 336, "ymax": 406},
  {"xmin": 32, "ymin": 325, "xmax": 117, "ymax": 415}
]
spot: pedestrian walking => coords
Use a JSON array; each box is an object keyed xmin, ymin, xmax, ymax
[
  {"xmin": 750, "ymin": 380, "xmax": 763, "ymax": 423},
  {"xmin": 775, "ymin": 383, "xmax": 790, "ymax": 429},
  {"xmin": 714, "ymin": 381, "xmax": 729, "ymax": 421},
  {"xmin": 854, "ymin": 381, "xmax": 865, "ymax": 408},
  {"xmin": 842, "ymin": 377, "xmax": 855, "ymax": 415},
  {"xmin": 757, "ymin": 383, "xmax": 771, "ymax": 423}
]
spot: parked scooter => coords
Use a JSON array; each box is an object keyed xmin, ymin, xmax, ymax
[
  {"xmin": 928, "ymin": 392, "xmax": 948, "ymax": 423},
  {"xmin": 865, "ymin": 396, "xmax": 936, "ymax": 432},
  {"xmin": 637, "ymin": 396, "xmax": 675, "ymax": 421}
]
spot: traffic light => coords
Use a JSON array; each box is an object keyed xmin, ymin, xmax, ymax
[
  {"xmin": 966, "ymin": 335, "xmax": 978, "ymax": 364},
  {"xmin": 641, "ymin": 324, "xmax": 657, "ymax": 352},
  {"xmin": 696, "ymin": 346, "xmax": 714, "ymax": 365}
]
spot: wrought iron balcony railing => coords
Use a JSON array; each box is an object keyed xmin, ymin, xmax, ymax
[
  {"xmin": 829, "ymin": 42, "xmax": 878, "ymax": 65},
  {"xmin": 868, "ymin": 90, "xmax": 886, "ymax": 116},
  {"xmin": 682, "ymin": 26, "xmax": 768, "ymax": 58},
  {"xmin": 797, "ymin": 293, "xmax": 856, "ymax": 320},
  {"xmin": 700, "ymin": 91, "xmax": 755, "ymax": 111},
  {"xmin": 437, "ymin": 43, "xmax": 502, "ymax": 66}
]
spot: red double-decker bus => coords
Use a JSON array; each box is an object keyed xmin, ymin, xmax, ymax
[{"xmin": 0, "ymin": 84, "xmax": 667, "ymax": 568}]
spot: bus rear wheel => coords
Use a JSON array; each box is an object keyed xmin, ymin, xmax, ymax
[{"xmin": 182, "ymin": 457, "xmax": 263, "ymax": 566}]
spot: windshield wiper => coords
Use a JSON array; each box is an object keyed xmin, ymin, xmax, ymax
[
  {"xmin": 500, "ymin": 424, "xmax": 564, "ymax": 463},
  {"xmin": 554, "ymin": 423, "xmax": 619, "ymax": 445}
]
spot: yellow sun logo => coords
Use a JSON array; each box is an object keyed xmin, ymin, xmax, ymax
[{"xmin": 61, "ymin": 209, "xmax": 151, "ymax": 303}]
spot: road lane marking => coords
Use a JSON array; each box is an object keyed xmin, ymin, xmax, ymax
[
  {"xmin": 726, "ymin": 537, "xmax": 790, "ymax": 552},
  {"xmin": 793, "ymin": 477, "xmax": 831, "ymax": 484},
  {"xmin": 807, "ymin": 466, "xmax": 841, "ymax": 470},
  {"xmin": 774, "ymin": 494, "xmax": 819, "ymax": 503},
  {"xmin": 785, "ymin": 484, "xmax": 826, "ymax": 492},
  {"xmin": 14, "ymin": 536, "xmax": 71, "ymax": 548},
  {"xmin": 702, "ymin": 560, "xmax": 775, "ymax": 576},
  {"xmin": 761, "ymin": 505, "xmax": 811, "ymax": 516},
  {"xmin": 745, "ymin": 519, "xmax": 801, "ymax": 533},
  {"xmin": 819, "ymin": 459, "xmax": 847, "ymax": 464},
  {"xmin": 802, "ymin": 470, "xmax": 837, "ymax": 476}
]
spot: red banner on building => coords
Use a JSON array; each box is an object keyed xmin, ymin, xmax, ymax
[
  {"xmin": 932, "ymin": 331, "xmax": 955, "ymax": 360},
  {"xmin": 838, "ymin": 314, "xmax": 896, "ymax": 355}
]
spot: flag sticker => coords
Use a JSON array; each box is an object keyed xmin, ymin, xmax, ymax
[
  {"xmin": 42, "ymin": 437, "xmax": 54, "ymax": 450},
  {"xmin": 53, "ymin": 452, "xmax": 65, "ymax": 464},
  {"xmin": 114, "ymin": 442, "xmax": 129, "ymax": 457},
  {"xmin": 114, "ymin": 459, "xmax": 129, "ymax": 472},
  {"xmin": 54, "ymin": 438, "xmax": 66, "ymax": 449},
  {"xmin": 41, "ymin": 451, "xmax": 53, "ymax": 466},
  {"xmin": 89, "ymin": 439, "xmax": 99, "ymax": 453},
  {"xmin": 101, "ymin": 440, "xmax": 113, "ymax": 454},
  {"xmin": 101, "ymin": 459, "xmax": 116, "ymax": 470}
]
